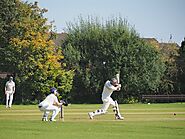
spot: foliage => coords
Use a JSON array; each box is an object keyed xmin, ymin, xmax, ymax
[
  {"xmin": 62, "ymin": 16, "xmax": 165, "ymax": 103},
  {"xmin": 0, "ymin": 0, "xmax": 74, "ymax": 104},
  {"xmin": 157, "ymin": 43, "xmax": 179, "ymax": 94},
  {"xmin": 177, "ymin": 40, "xmax": 185, "ymax": 94}
]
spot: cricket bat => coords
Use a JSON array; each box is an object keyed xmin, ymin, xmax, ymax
[
  {"xmin": 116, "ymin": 73, "xmax": 120, "ymax": 84},
  {"xmin": 116, "ymin": 73, "xmax": 121, "ymax": 91}
]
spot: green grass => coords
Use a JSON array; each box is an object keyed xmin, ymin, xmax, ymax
[{"xmin": 0, "ymin": 103, "xmax": 185, "ymax": 139}]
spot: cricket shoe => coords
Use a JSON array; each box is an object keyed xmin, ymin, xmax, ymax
[
  {"xmin": 115, "ymin": 114, "xmax": 124, "ymax": 120},
  {"xmin": 88, "ymin": 112, "xmax": 94, "ymax": 119},
  {"xmin": 42, "ymin": 117, "xmax": 48, "ymax": 121},
  {"xmin": 49, "ymin": 118, "xmax": 56, "ymax": 122}
]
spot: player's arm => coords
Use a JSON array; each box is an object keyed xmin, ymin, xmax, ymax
[
  {"xmin": 115, "ymin": 84, "xmax": 121, "ymax": 91},
  {"xmin": 53, "ymin": 101, "xmax": 63, "ymax": 107},
  {"xmin": 13, "ymin": 83, "xmax": 15, "ymax": 94},
  {"xmin": 114, "ymin": 84, "xmax": 121, "ymax": 91},
  {"xmin": 106, "ymin": 81, "xmax": 121, "ymax": 91},
  {"xmin": 53, "ymin": 97, "xmax": 63, "ymax": 107},
  {"xmin": 4, "ymin": 82, "xmax": 7, "ymax": 94}
]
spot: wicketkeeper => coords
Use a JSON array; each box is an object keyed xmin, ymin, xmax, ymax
[
  {"xmin": 38, "ymin": 87, "xmax": 63, "ymax": 122},
  {"xmin": 88, "ymin": 77, "xmax": 124, "ymax": 120}
]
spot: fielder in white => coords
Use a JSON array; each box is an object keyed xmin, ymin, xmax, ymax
[
  {"xmin": 38, "ymin": 87, "xmax": 62, "ymax": 121},
  {"xmin": 88, "ymin": 77, "xmax": 124, "ymax": 120},
  {"xmin": 5, "ymin": 76, "xmax": 15, "ymax": 108}
]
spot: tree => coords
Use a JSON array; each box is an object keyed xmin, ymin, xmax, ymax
[
  {"xmin": 176, "ymin": 39, "xmax": 185, "ymax": 94},
  {"xmin": 157, "ymin": 43, "xmax": 179, "ymax": 94},
  {"xmin": 62, "ymin": 16, "xmax": 165, "ymax": 103},
  {"xmin": 0, "ymin": 0, "xmax": 74, "ymax": 104}
]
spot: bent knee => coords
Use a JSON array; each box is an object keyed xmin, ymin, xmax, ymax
[{"xmin": 102, "ymin": 98, "xmax": 109, "ymax": 103}]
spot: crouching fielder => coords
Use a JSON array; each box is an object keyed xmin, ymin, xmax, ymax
[
  {"xmin": 38, "ymin": 87, "xmax": 62, "ymax": 122},
  {"xmin": 88, "ymin": 78, "xmax": 124, "ymax": 120}
]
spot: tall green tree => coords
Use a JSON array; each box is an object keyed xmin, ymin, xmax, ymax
[
  {"xmin": 62, "ymin": 17, "xmax": 166, "ymax": 103},
  {"xmin": 0, "ymin": 0, "xmax": 74, "ymax": 104},
  {"xmin": 157, "ymin": 43, "xmax": 179, "ymax": 94},
  {"xmin": 0, "ymin": 0, "xmax": 17, "ymax": 70},
  {"xmin": 176, "ymin": 40, "xmax": 185, "ymax": 94}
]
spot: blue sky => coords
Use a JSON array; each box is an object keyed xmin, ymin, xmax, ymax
[{"xmin": 23, "ymin": 0, "xmax": 185, "ymax": 45}]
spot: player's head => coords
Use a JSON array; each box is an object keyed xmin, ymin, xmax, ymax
[
  {"xmin": 9, "ymin": 76, "xmax": 13, "ymax": 81},
  {"xmin": 50, "ymin": 87, "xmax": 59, "ymax": 95},
  {"xmin": 110, "ymin": 78, "xmax": 118, "ymax": 87}
]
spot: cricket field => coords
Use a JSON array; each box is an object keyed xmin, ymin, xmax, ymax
[{"xmin": 0, "ymin": 103, "xmax": 185, "ymax": 139}]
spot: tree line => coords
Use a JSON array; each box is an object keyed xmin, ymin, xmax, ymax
[
  {"xmin": 0, "ymin": 0, "xmax": 184, "ymax": 104},
  {"xmin": 62, "ymin": 17, "xmax": 181, "ymax": 103},
  {"xmin": 0, "ymin": 0, "xmax": 74, "ymax": 104}
]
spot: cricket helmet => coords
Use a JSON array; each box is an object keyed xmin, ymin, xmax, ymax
[
  {"xmin": 50, "ymin": 87, "xmax": 57, "ymax": 93},
  {"xmin": 110, "ymin": 78, "xmax": 118, "ymax": 86}
]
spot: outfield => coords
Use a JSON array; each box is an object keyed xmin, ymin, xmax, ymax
[{"xmin": 0, "ymin": 103, "xmax": 185, "ymax": 139}]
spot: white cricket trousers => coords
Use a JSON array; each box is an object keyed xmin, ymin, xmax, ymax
[
  {"xmin": 39, "ymin": 105, "xmax": 60, "ymax": 120},
  {"xmin": 101, "ymin": 97, "xmax": 115, "ymax": 111},
  {"xmin": 6, "ymin": 92, "xmax": 14, "ymax": 108}
]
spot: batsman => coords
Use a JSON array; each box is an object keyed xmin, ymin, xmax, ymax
[{"xmin": 88, "ymin": 73, "xmax": 124, "ymax": 120}]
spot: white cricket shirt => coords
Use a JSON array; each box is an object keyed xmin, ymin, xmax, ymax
[
  {"xmin": 102, "ymin": 80, "xmax": 118, "ymax": 99},
  {"xmin": 39, "ymin": 94, "xmax": 59, "ymax": 107},
  {"xmin": 5, "ymin": 81, "xmax": 15, "ymax": 92}
]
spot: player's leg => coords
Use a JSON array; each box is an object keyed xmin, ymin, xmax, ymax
[
  {"xmin": 8, "ymin": 93, "xmax": 13, "ymax": 108},
  {"xmin": 42, "ymin": 111, "xmax": 49, "ymax": 121},
  {"xmin": 5, "ymin": 93, "xmax": 10, "ymax": 108},
  {"xmin": 38, "ymin": 104, "xmax": 49, "ymax": 121},
  {"xmin": 88, "ymin": 99, "xmax": 110, "ymax": 119},
  {"xmin": 108, "ymin": 97, "xmax": 120, "ymax": 118},
  {"xmin": 45, "ymin": 105, "xmax": 60, "ymax": 121},
  {"xmin": 88, "ymin": 109, "xmax": 106, "ymax": 119},
  {"xmin": 111, "ymin": 100, "xmax": 124, "ymax": 120}
]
